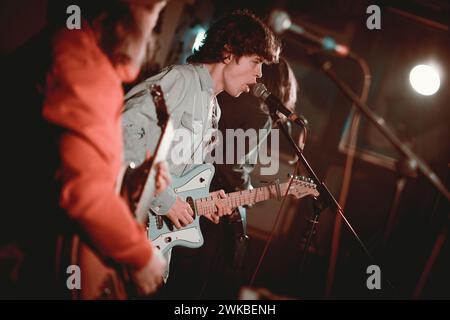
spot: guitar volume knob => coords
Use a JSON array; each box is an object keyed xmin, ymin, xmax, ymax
[{"xmin": 164, "ymin": 237, "xmax": 172, "ymax": 243}]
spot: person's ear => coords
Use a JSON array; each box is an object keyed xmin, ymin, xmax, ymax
[
  {"xmin": 222, "ymin": 44, "xmax": 233, "ymax": 64},
  {"xmin": 223, "ymin": 54, "xmax": 233, "ymax": 64}
]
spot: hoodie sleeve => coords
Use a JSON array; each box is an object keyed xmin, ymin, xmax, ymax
[{"xmin": 42, "ymin": 27, "xmax": 152, "ymax": 270}]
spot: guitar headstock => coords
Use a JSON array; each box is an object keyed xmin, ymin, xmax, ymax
[{"xmin": 287, "ymin": 175, "xmax": 320, "ymax": 199}]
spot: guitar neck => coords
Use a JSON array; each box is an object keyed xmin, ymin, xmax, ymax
[{"xmin": 195, "ymin": 182, "xmax": 289, "ymax": 216}]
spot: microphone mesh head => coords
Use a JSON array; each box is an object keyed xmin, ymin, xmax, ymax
[
  {"xmin": 250, "ymin": 83, "xmax": 268, "ymax": 100},
  {"xmin": 269, "ymin": 10, "xmax": 291, "ymax": 34}
]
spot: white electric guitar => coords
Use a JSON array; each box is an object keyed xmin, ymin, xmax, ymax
[{"xmin": 149, "ymin": 164, "xmax": 319, "ymax": 254}]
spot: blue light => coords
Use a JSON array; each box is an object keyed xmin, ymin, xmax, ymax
[{"xmin": 192, "ymin": 27, "xmax": 206, "ymax": 52}]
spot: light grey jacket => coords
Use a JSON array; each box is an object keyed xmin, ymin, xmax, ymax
[{"xmin": 122, "ymin": 64, "xmax": 219, "ymax": 214}]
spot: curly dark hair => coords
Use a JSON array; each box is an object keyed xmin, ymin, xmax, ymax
[{"xmin": 187, "ymin": 10, "xmax": 280, "ymax": 64}]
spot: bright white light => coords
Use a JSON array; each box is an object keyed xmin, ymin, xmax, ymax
[
  {"xmin": 192, "ymin": 27, "xmax": 206, "ymax": 52},
  {"xmin": 409, "ymin": 64, "xmax": 440, "ymax": 96}
]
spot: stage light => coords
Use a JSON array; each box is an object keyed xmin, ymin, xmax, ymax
[
  {"xmin": 192, "ymin": 27, "xmax": 206, "ymax": 52},
  {"xmin": 409, "ymin": 64, "xmax": 441, "ymax": 96}
]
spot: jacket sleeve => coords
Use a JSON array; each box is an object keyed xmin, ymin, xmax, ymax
[{"xmin": 56, "ymin": 131, "xmax": 152, "ymax": 269}]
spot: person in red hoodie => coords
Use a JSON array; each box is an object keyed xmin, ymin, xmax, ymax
[{"xmin": 1, "ymin": 0, "xmax": 169, "ymax": 298}]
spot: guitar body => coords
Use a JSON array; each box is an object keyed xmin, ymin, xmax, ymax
[
  {"xmin": 149, "ymin": 164, "xmax": 215, "ymax": 254},
  {"xmin": 56, "ymin": 230, "xmax": 130, "ymax": 300}
]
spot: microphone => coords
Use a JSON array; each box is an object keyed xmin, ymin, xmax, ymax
[
  {"xmin": 269, "ymin": 10, "xmax": 350, "ymax": 57},
  {"xmin": 250, "ymin": 83, "xmax": 308, "ymax": 127}
]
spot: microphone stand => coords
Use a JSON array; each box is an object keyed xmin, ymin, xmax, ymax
[
  {"xmin": 306, "ymin": 52, "xmax": 450, "ymax": 298},
  {"xmin": 270, "ymin": 112, "xmax": 379, "ymax": 295},
  {"xmin": 268, "ymin": 111, "xmax": 344, "ymax": 291},
  {"xmin": 270, "ymin": 114, "xmax": 342, "ymax": 212},
  {"xmin": 382, "ymin": 157, "xmax": 418, "ymax": 245},
  {"xmin": 311, "ymin": 54, "xmax": 450, "ymax": 202}
]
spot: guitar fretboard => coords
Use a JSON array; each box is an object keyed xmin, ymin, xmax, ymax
[{"xmin": 194, "ymin": 182, "xmax": 290, "ymax": 217}]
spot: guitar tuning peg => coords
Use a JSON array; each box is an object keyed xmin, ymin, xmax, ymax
[{"xmin": 288, "ymin": 173, "xmax": 294, "ymax": 178}]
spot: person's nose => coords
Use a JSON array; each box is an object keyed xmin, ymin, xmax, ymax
[{"xmin": 255, "ymin": 63, "xmax": 262, "ymax": 79}]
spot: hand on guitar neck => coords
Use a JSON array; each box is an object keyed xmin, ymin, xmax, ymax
[
  {"xmin": 166, "ymin": 190, "xmax": 232, "ymax": 228},
  {"xmin": 202, "ymin": 190, "xmax": 233, "ymax": 224}
]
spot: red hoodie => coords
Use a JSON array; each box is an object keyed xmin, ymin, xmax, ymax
[{"xmin": 42, "ymin": 25, "xmax": 151, "ymax": 270}]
